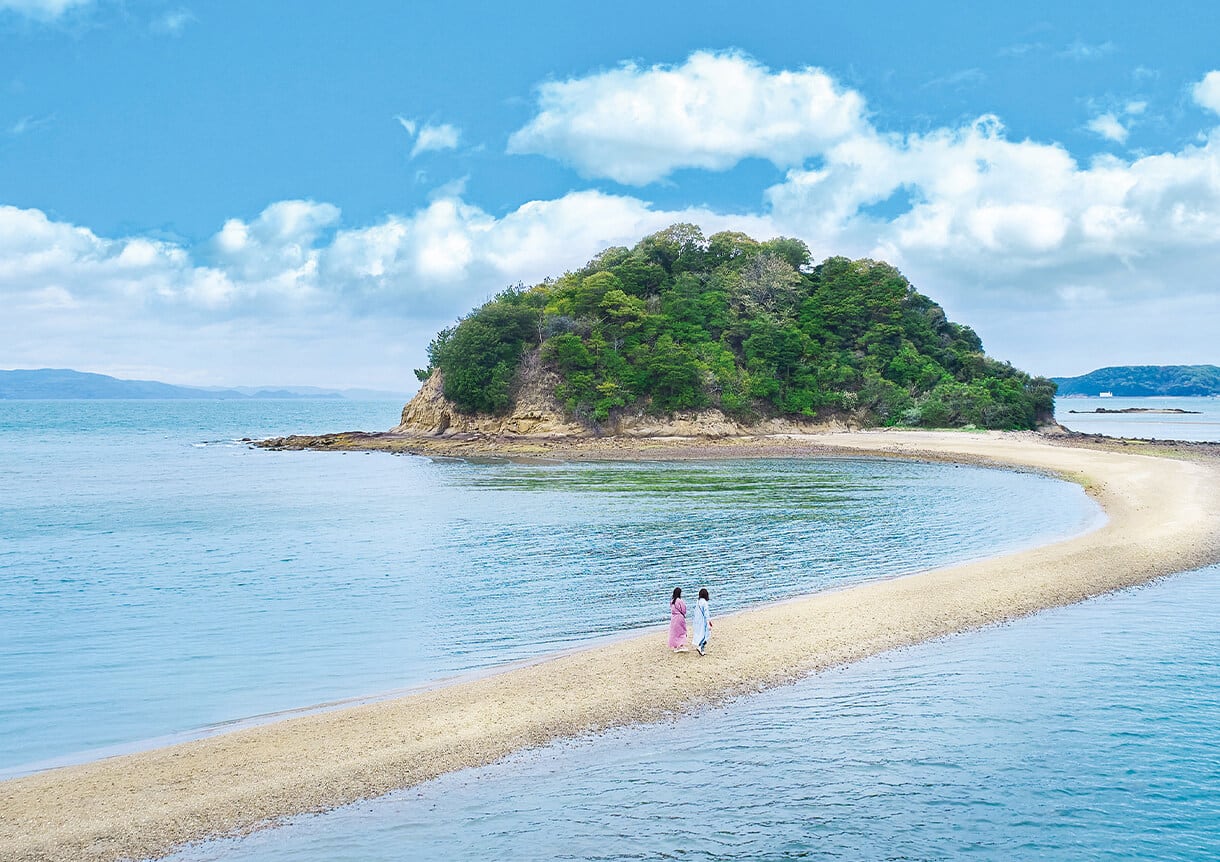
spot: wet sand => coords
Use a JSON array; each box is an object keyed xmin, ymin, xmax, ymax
[{"xmin": 3, "ymin": 431, "xmax": 1219, "ymax": 862}]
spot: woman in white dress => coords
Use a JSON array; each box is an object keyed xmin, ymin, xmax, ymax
[{"xmin": 691, "ymin": 587, "xmax": 712, "ymax": 656}]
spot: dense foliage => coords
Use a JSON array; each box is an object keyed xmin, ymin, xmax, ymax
[
  {"xmin": 1053, "ymin": 365, "xmax": 1220, "ymax": 397},
  {"xmin": 418, "ymin": 225, "xmax": 1057, "ymax": 429}
]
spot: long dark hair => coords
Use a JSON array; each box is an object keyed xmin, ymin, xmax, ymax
[
  {"xmin": 698, "ymin": 588, "xmax": 709, "ymax": 601},
  {"xmin": 671, "ymin": 587, "xmax": 682, "ymax": 604}
]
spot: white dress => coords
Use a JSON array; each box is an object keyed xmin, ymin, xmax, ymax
[{"xmin": 691, "ymin": 597, "xmax": 711, "ymax": 652}]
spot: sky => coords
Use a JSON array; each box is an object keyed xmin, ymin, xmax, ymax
[{"xmin": 2, "ymin": 0, "xmax": 1219, "ymax": 390}]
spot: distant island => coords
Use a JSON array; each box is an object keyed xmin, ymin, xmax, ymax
[
  {"xmin": 0, "ymin": 369, "xmax": 409, "ymax": 401},
  {"xmin": 403, "ymin": 224, "xmax": 1056, "ymax": 435},
  {"xmin": 1068, "ymin": 407, "xmax": 1201, "ymax": 415},
  {"xmin": 1053, "ymin": 365, "xmax": 1220, "ymax": 397}
]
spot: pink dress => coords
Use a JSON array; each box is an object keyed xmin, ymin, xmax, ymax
[{"xmin": 668, "ymin": 598, "xmax": 688, "ymax": 649}]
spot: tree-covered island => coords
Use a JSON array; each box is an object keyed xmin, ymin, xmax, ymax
[{"xmin": 414, "ymin": 224, "xmax": 1056, "ymax": 431}]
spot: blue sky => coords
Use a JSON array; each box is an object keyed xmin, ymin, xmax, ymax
[{"xmin": 2, "ymin": 0, "xmax": 1219, "ymax": 389}]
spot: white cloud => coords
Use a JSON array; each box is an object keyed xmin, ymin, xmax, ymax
[
  {"xmin": 8, "ymin": 60, "xmax": 1220, "ymax": 386},
  {"xmin": 8, "ymin": 114, "xmax": 54, "ymax": 135},
  {"xmin": 411, "ymin": 123, "xmax": 460, "ymax": 157},
  {"xmin": 1192, "ymin": 71, "xmax": 1220, "ymax": 115},
  {"xmin": 209, "ymin": 199, "xmax": 340, "ymax": 302},
  {"xmin": 1060, "ymin": 40, "xmax": 1116, "ymax": 61},
  {"xmin": 394, "ymin": 117, "xmax": 461, "ymax": 158},
  {"xmin": 508, "ymin": 50, "xmax": 867, "ymax": 184},
  {"xmin": 0, "ymin": 193, "xmax": 774, "ymax": 385},
  {"xmin": 1087, "ymin": 113, "xmax": 1128, "ymax": 143},
  {"xmin": 0, "ymin": 0, "xmax": 88, "ymax": 19},
  {"xmin": 151, "ymin": 8, "xmax": 194, "ymax": 35}
]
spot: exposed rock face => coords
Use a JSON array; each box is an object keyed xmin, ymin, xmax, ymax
[
  {"xmin": 394, "ymin": 354, "xmax": 850, "ymax": 439},
  {"xmin": 393, "ymin": 354, "xmax": 585, "ymax": 437}
]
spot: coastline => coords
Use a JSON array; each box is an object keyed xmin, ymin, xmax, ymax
[{"xmin": 3, "ymin": 431, "xmax": 1219, "ymax": 862}]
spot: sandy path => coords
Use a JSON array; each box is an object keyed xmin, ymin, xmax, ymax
[{"xmin": 2, "ymin": 431, "xmax": 1219, "ymax": 862}]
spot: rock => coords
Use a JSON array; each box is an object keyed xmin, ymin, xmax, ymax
[
  {"xmin": 394, "ymin": 354, "xmax": 849, "ymax": 440},
  {"xmin": 393, "ymin": 355, "xmax": 586, "ymax": 438}
]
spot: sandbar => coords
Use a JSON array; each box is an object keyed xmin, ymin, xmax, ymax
[{"xmin": 2, "ymin": 430, "xmax": 1219, "ymax": 862}]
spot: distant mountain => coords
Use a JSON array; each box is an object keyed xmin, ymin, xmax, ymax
[
  {"xmin": 0, "ymin": 369, "xmax": 411, "ymax": 400},
  {"xmin": 1052, "ymin": 365, "xmax": 1220, "ymax": 397},
  {"xmin": 208, "ymin": 385, "xmax": 412, "ymax": 400}
]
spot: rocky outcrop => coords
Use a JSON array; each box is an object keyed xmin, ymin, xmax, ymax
[
  {"xmin": 394, "ymin": 352, "xmax": 851, "ymax": 439},
  {"xmin": 393, "ymin": 353, "xmax": 586, "ymax": 437}
]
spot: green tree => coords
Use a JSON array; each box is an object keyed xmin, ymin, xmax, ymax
[{"xmin": 416, "ymin": 225, "xmax": 1051, "ymax": 431}]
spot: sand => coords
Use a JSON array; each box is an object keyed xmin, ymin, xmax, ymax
[{"xmin": 3, "ymin": 430, "xmax": 1219, "ymax": 862}]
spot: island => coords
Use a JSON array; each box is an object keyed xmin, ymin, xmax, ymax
[
  {"xmin": 7, "ymin": 227, "xmax": 1220, "ymax": 862},
  {"xmin": 1053, "ymin": 365, "xmax": 1220, "ymax": 397},
  {"xmin": 1068, "ymin": 407, "xmax": 1202, "ymax": 415},
  {"xmin": 265, "ymin": 224, "xmax": 1057, "ymax": 454},
  {"xmin": 0, "ymin": 368, "xmax": 410, "ymax": 401}
]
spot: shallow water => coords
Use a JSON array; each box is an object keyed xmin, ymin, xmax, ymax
[
  {"xmin": 1055, "ymin": 396, "xmax": 1220, "ymax": 441},
  {"xmin": 172, "ymin": 563, "xmax": 1220, "ymax": 862},
  {"xmin": 0, "ymin": 401, "xmax": 1101, "ymax": 773}
]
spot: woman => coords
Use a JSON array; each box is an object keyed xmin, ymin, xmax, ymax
[
  {"xmin": 668, "ymin": 587, "xmax": 688, "ymax": 651},
  {"xmin": 691, "ymin": 587, "xmax": 713, "ymax": 656}
]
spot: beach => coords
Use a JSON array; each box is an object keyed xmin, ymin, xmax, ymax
[{"xmin": 2, "ymin": 430, "xmax": 1219, "ymax": 862}]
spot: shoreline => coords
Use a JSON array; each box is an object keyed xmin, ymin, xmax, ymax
[{"xmin": 3, "ymin": 430, "xmax": 1220, "ymax": 862}]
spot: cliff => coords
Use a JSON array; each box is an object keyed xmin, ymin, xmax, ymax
[{"xmin": 393, "ymin": 351, "xmax": 851, "ymax": 439}]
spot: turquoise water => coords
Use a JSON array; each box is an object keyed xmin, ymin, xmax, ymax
[
  {"xmin": 1055, "ymin": 396, "xmax": 1220, "ymax": 441},
  {"xmin": 0, "ymin": 401, "xmax": 1103, "ymax": 776},
  {"xmin": 172, "ymin": 564, "xmax": 1220, "ymax": 862}
]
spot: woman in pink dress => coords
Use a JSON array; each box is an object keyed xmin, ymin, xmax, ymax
[{"xmin": 668, "ymin": 587, "xmax": 688, "ymax": 651}]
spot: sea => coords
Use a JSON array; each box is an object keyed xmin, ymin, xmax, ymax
[
  {"xmin": 1055, "ymin": 395, "xmax": 1220, "ymax": 442},
  {"xmin": 2, "ymin": 398, "xmax": 1217, "ymax": 860}
]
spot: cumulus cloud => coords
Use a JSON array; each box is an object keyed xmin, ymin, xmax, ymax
[
  {"xmin": 764, "ymin": 110, "xmax": 1220, "ymax": 284},
  {"xmin": 8, "ymin": 59, "xmax": 1220, "ymax": 386},
  {"xmin": 1193, "ymin": 71, "xmax": 1220, "ymax": 115},
  {"xmin": 1087, "ymin": 113, "xmax": 1128, "ymax": 143},
  {"xmin": 0, "ymin": 0, "xmax": 89, "ymax": 19},
  {"xmin": 507, "ymin": 50, "xmax": 867, "ymax": 184},
  {"xmin": 413, "ymin": 123, "xmax": 460, "ymax": 157},
  {"xmin": 0, "ymin": 193, "xmax": 775, "ymax": 385},
  {"xmin": 394, "ymin": 118, "xmax": 461, "ymax": 158},
  {"xmin": 395, "ymin": 117, "xmax": 462, "ymax": 157}
]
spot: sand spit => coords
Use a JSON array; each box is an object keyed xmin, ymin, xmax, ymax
[{"xmin": 3, "ymin": 431, "xmax": 1219, "ymax": 862}]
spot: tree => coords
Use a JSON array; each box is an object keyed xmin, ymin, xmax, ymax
[{"xmin": 416, "ymin": 225, "xmax": 1050, "ymax": 430}]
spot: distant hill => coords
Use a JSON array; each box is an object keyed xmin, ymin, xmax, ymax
[
  {"xmin": 1052, "ymin": 365, "xmax": 1220, "ymax": 397},
  {"xmin": 0, "ymin": 369, "xmax": 409, "ymax": 400}
]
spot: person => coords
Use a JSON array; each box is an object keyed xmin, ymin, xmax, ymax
[
  {"xmin": 668, "ymin": 587, "xmax": 688, "ymax": 651},
  {"xmin": 691, "ymin": 588, "xmax": 713, "ymax": 655}
]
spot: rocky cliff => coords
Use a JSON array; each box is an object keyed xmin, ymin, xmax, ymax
[{"xmin": 393, "ymin": 350, "xmax": 851, "ymax": 438}]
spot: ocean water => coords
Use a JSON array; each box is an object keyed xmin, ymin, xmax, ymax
[
  {"xmin": 1055, "ymin": 396, "xmax": 1220, "ymax": 442},
  {"xmin": 0, "ymin": 401, "xmax": 1104, "ymax": 775},
  {"xmin": 171, "ymin": 563, "xmax": 1220, "ymax": 862}
]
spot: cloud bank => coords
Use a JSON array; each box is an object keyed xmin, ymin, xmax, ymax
[{"xmin": 5, "ymin": 51, "xmax": 1220, "ymax": 385}]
